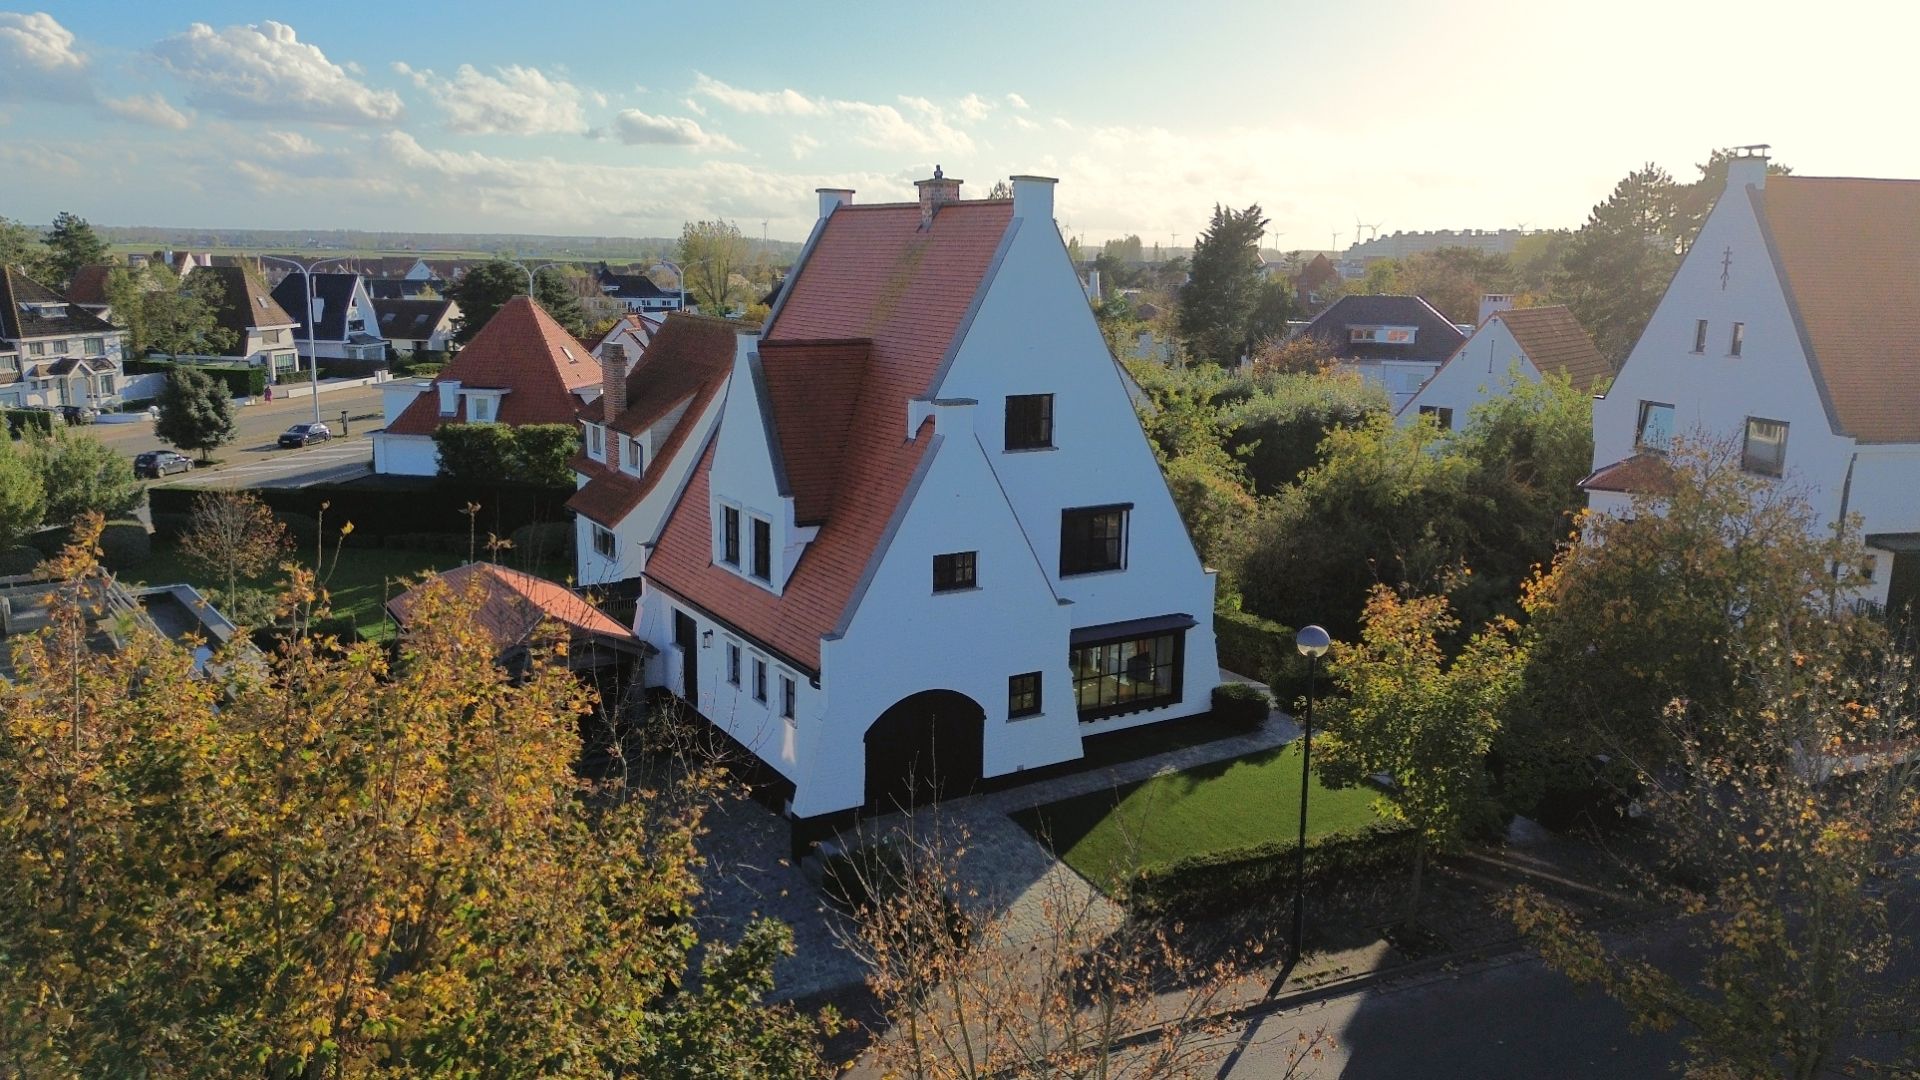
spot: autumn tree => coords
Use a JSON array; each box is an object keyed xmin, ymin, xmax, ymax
[
  {"xmin": 178, "ymin": 489, "xmax": 288, "ymax": 615},
  {"xmin": 678, "ymin": 219, "xmax": 751, "ymax": 314},
  {"xmin": 42, "ymin": 210, "xmax": 108, "ymax": 289},
  {"xmin": 0, "ymin": 520, "xmax": 832, "ymax": 1076},
  {"xmin": 155, "ymin": 365, "xmax": 237, "ymax": 462},
  {"xmin": 1320, "ymin": 586, "xmax": 1521, "ymax": 920},
  {"xmin": 1178, "ymin": 204, "xmax": 1269, "ymax": 363}
]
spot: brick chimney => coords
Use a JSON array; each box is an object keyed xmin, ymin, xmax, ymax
[
  {"xmin": 916, "ymin": 165, "xmax": 962, "ymax": 228},
  {"xmin": 601, "ymin": 343, "xmax": 626, "ymax": 423}
]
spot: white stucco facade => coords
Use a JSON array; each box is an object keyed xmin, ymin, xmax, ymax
[{"xmin": 1400, "ymin": 321, "xmax": 1532, "ymax": 428}]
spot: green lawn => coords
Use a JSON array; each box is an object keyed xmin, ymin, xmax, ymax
[
  {"xmin": 1011, "ymin": 743, "xmax": 1389, "ymax": 891},
  {"xmin": 130, "ymin": 542, "xmax": 568, "ymax": 642}
]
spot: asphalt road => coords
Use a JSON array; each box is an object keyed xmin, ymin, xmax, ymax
[{"xmin": 90, "ymin": 384, "xmax": 386, "ymax": 489}]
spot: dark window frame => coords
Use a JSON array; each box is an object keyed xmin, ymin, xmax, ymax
[
  {"xmin": 752, "ymin": 656, "xmax": 768, "ymax": 703},
  {"xmin": 1060, "ymin": 504, "xmax": 1130, "ymax": 576},
  {"xmin": 591, "ymin": 524, "xmax": 616, "ymax": 559},
  {"xmin": 1741, "ymin": 415, "xmax": 1788, "ymax": 478},
  {"xmin": 750, "ymin": 517, "xmax": 772, "ymax": 582},
  {"xmin": 1008, "ymin": 671, "xmax": 1043, "ymax": 719},
  {"xmin": 721, "ymin": 505, "xmax": 741, "ymax": 566},
  {"xmin": 933, "ymin": 550, "xmax": 978, "ymax": 592},
  {"xmin": 1730, "ymin": 321, "xmax": 1746, "ymax": 357},
  {"xmin": 1070, "ymin": 628, "xmax": 1186, "ymax": 721},
  {"xmin": 1635, "ymin": 400, "xmax": 1675, "ymax": 452},
  {"xmin": 780, "ymin": 674, "xmax": 797, "ymax": 720},
  {"xmin": 726, "ymin": 641, "xmax": 742, "ymax": 686},
  {"xmin": 1693, "ymin": 319, "xmax": 1709, "ymax": 354},
  {"xmin": 1005, "ymin": 393, "xmax": 1055, "ymax": 451},
  {"xmin": 1417, "ymin": 404, "xmax": 1454, "ymax": 430}
]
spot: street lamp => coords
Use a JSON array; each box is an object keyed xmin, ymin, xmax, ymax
[
  {"xmin": 1291, "ymin": 624, "xmax": 1331, "ymax": 962},
  {"xmin": 518, "ymin": 261, "xmax": 563, "ymax": 298},
  {"xmin": 649, "ymin": 259, "xmax": 688, "ymax": 313},
  {"xmin": 258, "ymin": 254, "xmax": 350, "ymax": 426}
]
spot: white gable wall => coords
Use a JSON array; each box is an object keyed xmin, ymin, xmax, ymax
[
  {"xmin": 575, "ymin": 390, "xmax": 728, "ymax": 588},
  {"xmin": 709, "ymin": 344, "xmax": 803, "ymax": 593},
  {"xmin": 1399, "ymin": 320, "xmax": 1536, "ymax": 425}
]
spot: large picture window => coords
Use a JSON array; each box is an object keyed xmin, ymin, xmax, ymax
[
  {"xmin": 1635, "ymin": 401, "xmax": 1674, "ymax": 452},
  {"xmin": 1005, "ymin": 393, "xmax": 1054, "ymax": 451},
  {"xmin": 1060, "ymin": 505, "xmax": 1129, "ymax": 576},
  {"xmin": 1071, "ymin": 629, "xmax": 1184, "ymax": 720}
]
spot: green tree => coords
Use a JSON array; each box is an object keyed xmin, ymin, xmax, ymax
[
  {"xmin": 448, "ymin": 261, "xmax": 588, "ymax": 346},
  {"xmin": 0, "ymin": 215, "xmax": 48, "ymax": 278},
  {"xmin": 1177, "ymin": 204, "xmax": 1268, "ymax": 363},
  {"xmin": 42, "ymin": 211, "xmax": 109, "ymax": 289},
  {"xmin": 0, "ymin": 435, "xmax": 46, "ymax": 546},
  {"xmin": 1551, "ymin": 165, "xmax": 1683, "ymax": 364},
  {"xmin": 29, "ymin": 430, "xmax": 142, "ymax": 525},
  {"xmin": 1101, "ymin": 234, "xmax": 1144, "ymax": 262},
  {"xmin": 433, "ymin": 423, "xmax": 518, "ymax": 481},
  {"xmin": 145, "ymin": 266, "xmax": 236, "ymax": 361},
  {"xmin": 1245, "ymin": 276, "xmax": 1299, "ymax": 350},
  {"xmin": 510, "ymin": 423, "xmax": 582, "ymax": 487},
  {"xmin": 1222, "ymin": 365, "xmax": 1388, "ymax": 494},
  {"xmin": 155, "ymin": 366, "xmax": 237, "ymax": 462},
  {"xmin": 1322, "ymin": 586, "xmax": 1521, "ymax": 920},
  {"xmin": 678, "ymin": 219, "xmax": 751, "ymax": 314}
]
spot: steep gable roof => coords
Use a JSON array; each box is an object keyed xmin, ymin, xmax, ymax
[
  {"xmin": 271, "ymin": 272, "xmax": 372, "ymax": 342},
  {"xmin": 760, "ymin": 339, "xmax": 872, "ymax": 525},
  {"xmin": 386, "ymin": 562, "xmax": 632, "ymax": 654},
  {"xmin": 200, "ymin": 265, "xmax": 298, "ymax": 354},
  {"xmin": 386, "ymin": 296, "xmax": 600, "ymax": 436},
  {"xmin": 372, "ymin": 297, "xmax": 457, "ymax": 341},
  {"xmin": 0, "ymin": 268, "xmax": 118, "ymax": 341},
  {"xmin": 1297, "ymin": 293, "xmax": 1465, "ymax": 362},
  {"xmin": 1754, "ymin": 175, "xmax": 1920, "ymax": 443},
  {"xmin": 65, "ymin": 265, "xmax": 115, "ymax": 308},
  {"xmin": 646, "ymin": 196, "xmax": 1014, "ymax": 670},
  {"xmin": 1491, "ymin": 305, "xmax": 1612, "ymax": 392}
]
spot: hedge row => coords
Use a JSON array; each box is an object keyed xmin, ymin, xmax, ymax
[
  {"xmin": 149, "ymin": 479, "xmax": 575, "ymax": 546},
  {"xmin": 125, "ymin": 359, "xmax": 267, "ymax": 400},
  {"xmin": 1214, "ymin": 606, "xmax": 1319, "ymax": 713},
  {"xmin": 1123, "ymin": 818, "xmax": 1417, "ymax": 918},
  {"xmin": 1, "ymin": 408, "xmax": 56, "ymax": 438}
]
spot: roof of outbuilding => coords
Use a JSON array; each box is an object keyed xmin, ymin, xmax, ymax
[
  {"xmin": 1754, "ymin": 175, "xmax": 1920, "ymax": 443},
  {"xmin": 645, "ymin": 196, "xmax": 1014, "ymax": 670},
  {"xmin": 1490, "ymin": 305, "xmax": 1612, "ymax": 392},
  {"xmin": 1296, "ymin": 294, "xmax": 1466, "ymax": 362},
  {"xmin": 1580, "ymin": 452, "xmax": 1676, "ymax": 496},
  {"xmin": 386, "ymin": 562, "xmax": 632, "ymax": 654},
  {"xmin": 386, "ymin": 296, "xmax": 601, "ymax": 436},
  {"xmin": 0, "ymin": 267, "xmax": 119, "ymax": 341}
]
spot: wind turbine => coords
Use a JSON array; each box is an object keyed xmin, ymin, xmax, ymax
[{"xmin": 1331, "ymin": 230, "xmax": 1342, "ymax": 252}]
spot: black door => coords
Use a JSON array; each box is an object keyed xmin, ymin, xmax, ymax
[
  {"xmin": 863, "ymin": 690, "xmax": 985, "ymax": 812},
  {"xmin": 673, "ymin": 610, "xmax": 698, "ymax": 703}
]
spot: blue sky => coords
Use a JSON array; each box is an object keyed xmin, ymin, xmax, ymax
[{"xmin": 3, "ymin": 1, "xmax": 1915, "ymax": 246}]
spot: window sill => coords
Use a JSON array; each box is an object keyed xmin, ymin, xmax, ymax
[
  {"xmin": 1007, "ymin": 710, "xmax": 1043, "ymax": 722},
  {"xmin": 1060, "ymin": 567, "xmax": 1127, "ymax": 580},
  {"xmin": 1004, "ymin": 445, "xmax": 1058, "ymax": 454},
  {"xmin": 933, "ymin": 585, "xmax": 981, "ymax": 595}
]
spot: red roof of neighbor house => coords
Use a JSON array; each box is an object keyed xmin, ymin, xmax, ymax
[
  {"xmin": 1492, "ymin": 305, "xmax": 1613, "ymax": 393},
  {"xmin": 386, "ymin": 296, "xmax": 600, "ymax": 436},
  {"xmin": 646, "ymin": 196, "xmax": 1014, "ymax": 671},
  {"xmin": 386, "ymin": 561, "xmax": 633, "ymax": 654},
  {"xmin": 1581, "ymin": 452, "xmax": 1676, "ymax": 496},
  {"xmin": 1754, "ymin": 176, "xmax": 1920, "ymax": 443},
  {"xmin": 566, "ymin": 313, "xmax": 738, "ymax": 527},
  {"xmin": 66, "ymin": 265, "xmax": 114, "ymax": 307}
]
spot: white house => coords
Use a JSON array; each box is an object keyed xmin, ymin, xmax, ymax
[
  {"xmin": 1289, "ymin": 294, "xmax": 1466, "ymax": 412},
  {"xmin": 597, "ymin": 266, "xmax": 687, "ymax": 315},
  {"xmin": 1586, "ymin": 147, "xmax": 1920, "ymax": 612},
  {"xmin": 270, "ymin": 272, "xmax": 387, "ymax": 367},
  {"xmin": 569, "ymin": 313, "xmax": 738, "ymax": 586},
  {"xmin": 372, "ymin": 296, "xmax": 600, "ymax": 476},
  {"xmin": 1399, "ymin": 302, "xmax": 1611, "ymax": 429},
  {"xmin": 0, "ymin": 267, "xmax": 126, "ymax": 411},
  {"xmin": 632, "ymin": 171, "xmax": 1221, "ymax": 830},
  {"xmin": 177, "ymin": 265, "xmax": 302, "ymax": 379},
  {"xmin": 587, "ymin": 311, "xmax": 665, "ymax": 374},
  {"xmin": 373, "ymin": 297, "xmax": 460, "ymax": 357}
]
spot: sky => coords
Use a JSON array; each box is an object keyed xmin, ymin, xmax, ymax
[{"xmin": 2, "ymin": 1, "xmax": 1916, "ymax": 248}]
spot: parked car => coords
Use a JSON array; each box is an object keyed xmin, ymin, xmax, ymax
[
  {"xmin": 278, "ymin": 422, "xmax": 333, "ymax": 448},
  {"xmin": 56, "ymin": 404, "xmax": 97, "ymax": 425},
  {"xmin": 133, "ymin": 450, "xmax": 194, "ymax": 479}
]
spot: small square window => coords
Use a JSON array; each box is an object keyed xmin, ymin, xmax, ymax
[
  {"xmin": 933, "ymin": 551, "xmax": 977, "ymax": 592},
  {"xmin": 752, "ymin": 657, "xmax": 768, "ymax": 703},
  {"xmin": 1742, "ymin": 416, "xmax": 1787, "ymax": 477},
  {"xmin": 781, "ymin": 675, "xmax": 796, "ymax": 720},
  {"xmin": 721, "ymin": 506, "xmax": 741, "ymax": 566},
  {"xmin": 1730, "ymin": 322, "xmax": 1745, "ymax": 357},
  {"xmin": 1008, "ymin": 671, "xmax": 1042, "ymax": 718},
  {"xmin": 751, "ymin": 517, "xmax": 772, "ymax": 582},
  {"xmin": 1005, "ymin": 393, "xmax": 1054, "ymax": 451},
  {"xmin": 591, "ymin": 524, "xmax": 616, "ymax": 559},
  {"xmin": 727, "ymin": 642, "xmax": 742, "ymax": 686},
  {"xmin": 1417, "ymin": 405, "xmax": 1453, "ymax": 431},
  {"xmin": 1060, "ymin": 505, "xmax": 1129, "ymax": 576},
  {"xmin": 1692, "ymin": 319, "xmax": 1708, "ymax": 354},
  {"xmin": 1635, "ymin": 401, "xmax": 1674, "ymax": 452}
]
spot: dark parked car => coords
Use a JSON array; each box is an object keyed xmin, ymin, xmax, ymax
[
  {"xmin": 278, "ymin": 422, "xmax": 333, "ymax": 449},
  {"xmin": 56, "ymin": 404, "xmax": 97, "ymax": 425},
  {"xmin": 133, "ymin": 450, "xmax": 194, "ymax": 479}
]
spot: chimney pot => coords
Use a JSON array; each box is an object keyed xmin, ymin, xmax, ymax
[
  {"xmin": 1725, "ymin": 144, "xmax": 1771, "ymax": 194},
  {"xmin": 602, "ymin": 343, "xmax": 627, "ymax": 423},
  {"xmin": 1010, "ymin": 174, "xmax": 1057, "ymax": 223},
  {"xmin": 817, "ymin": 188, "xmax": 855, "ymax": 219}
]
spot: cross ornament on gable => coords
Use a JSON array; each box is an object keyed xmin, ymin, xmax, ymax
[{"xmin": 1721, "ymin": 246, "xmax": 1733, "ymax": 290}]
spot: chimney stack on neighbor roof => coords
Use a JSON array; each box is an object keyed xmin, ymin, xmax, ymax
[
  {"xmin": 601, "ymin": 343, "xmax": 627, "ymax": 423},
  {"xmin": 1010, "ymin": 174, "xmax": 1056, "ymax": 223},
  {"xmin": 916, "ymin": 165, "xmax": 962, "ymax": 227},
  {"xmin": 817, "ymin": 187, "xmax": 854, "ymax": 219},
  {"xmin": 1478, "ymin": 293, "xmax": 1515, "ymax": 327},
  {"xmin": 1726, "ymin": 143, "xmax": 1771, "ymax": 194}
]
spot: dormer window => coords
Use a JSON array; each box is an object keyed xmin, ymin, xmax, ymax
[
  {"xmin": 625, "ymin": 436, "xmax": 644, "ymax": 471},
  {"xmin": 1348, "ymin": 326, "xmax": 1416, "ymax": 344},
  {"xmin": 470, "ymin": 395, "xmax": 494, "ymax": 423}
]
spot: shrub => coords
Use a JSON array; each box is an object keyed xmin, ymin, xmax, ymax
[
  {"xmin": 507, "ymin": 521, "xmax": 573, "ymax": 562},
  {"xmin": 119, "ymin": 398, "xmax": 157, "ymax": 413},
  {"xmin": 1211, "ymin": 681, "xmax": 1271, "ymax": 731},
  {"xmin": 405, "ymin": 362, "xmax": 445, "ymax": 379},
  {"xmin": 149, "ymin": 512, "xmax": 194, "ymax": 540},
  {"xmin": 24, "ymin": 525, "xmax": 73, "ymax": 558},
  {"xmin": 275, "ymin": 512, "xmax": 320, "ymax": 547},
  {"xmin": 97, "ymin": 520, "xmax": 152, "ymax": 570},
  {"xmin": 1123, "ymin": 819, "xmax": 1416, "ymax": 918},
  {"xmin": 0, "ymin": 543, "xmax": 41, "ymax": 575},
  {"xmin": 433, "ymin": 424, "xmax": 518, "ymax": 483}
]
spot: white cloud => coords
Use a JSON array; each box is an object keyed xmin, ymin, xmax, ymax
[
  {"xmin": 692, "ymin": 74, "xmax": 974, "ymax": 156},
  {"xmin": 0, "ymin": 11, "xmax": 90, "ymax": 102},
  {"xmin": 958, "ymin": 93, "xmax": 992, "ymax": 123},
  {"xmin": 410, "ymin": 63, "xmax": 588, "ymax": 135},
  {"xmin": 261, "ymin": 130, "xmax": 321, "ymax": 157},
  {"xmin": 691, "ymin": 72, "xmax": 824, "ymax": 116},
  {"xmin": 790, "ymin": 133, "xmax": 821, "ymax": 160},
  {"xmin": 153, "ymin": 21, "xmax": 403, "ymax": 124},
  {"xmin": 102, "ymin": 92, "xmax": 191, "ymax": 130},
  {"xmin": 1005, "ymin": 92, "xmax": 1029, "ymax": 110},
  {"xmin": 610, "ymin": 109, "xmax": 739, "ymax": 151}
]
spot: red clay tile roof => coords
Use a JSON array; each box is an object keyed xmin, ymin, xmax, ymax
[
  {"xmin": 566, "ymin": 313, "xmax": 736, "ymax": 528},
  {"xmin": 646, "ymin": 197, "xmax": 1013, "ymax": 670},
  {"xmin": 66, "ymin": 265, "xmax": 113, "ymax": 307},
  {"xmin": 1493, "ymin": 305, "xmax": 1612, "ymax": 393},
  {"xmin": 1581, "ymin": 453, "xmax": 1676, "ymax": 496},
  {"xmin": 386, "ymin": 296, "xmax": 601, "ymax": 436},
  {"xmin": 386, "ymin": 561, "xmax": 633, "ymax": 654},
  {"xmin": 1755, "ymin": 176, "xmax": 1920, "ymax": 443},
  {"xmin": 760, "ymin": 338, "xmax": 873, "ymax": 525}
]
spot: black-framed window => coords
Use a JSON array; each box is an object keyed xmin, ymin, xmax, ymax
[
  {"xmin": 933, "ymin": 551, "xmax": 977, "ymax": 592},
  {"xmin": 1008, "ymin": 671, "xmax": 1042, "ymax": 718},
  {"xmin": 1417, "ymin": 405, "xmax": 1453, "ymax": 430},
  {"xmin": 726, "ymin": 642, "xmax": 741, "ymax": 686},
  {"xmin": 751, "ymin": 517, "xmax": 772, "ymax": 581},
  {"xmin": 1692, "ymin": 319, "xmax": 1708, "ymax": 354},
  {"xmin": 592, "ymin": 524, "xmax": 616, "ymax": 559},
  {"xmin": 781, "ymin": 675, "xmax": 796, "ymax": 720},
  {"xmin": 721, "ymin": 506, "xmax": 740, "ymax": 566},
  {"xmin": 1071, "ymin": 629, "xmax": 1184, "ymax": 720},
  {"xmin": 1060, "ymin": 505, "xmax": 1129, "ymax": 576},
  {"xmin": 752, "ymin": 657, "xmax": 768, "ymax": 703},
  {"xmin": 1730, "ymin": 322, "xmax": 1746, "ymax": 357},
  {"xmin": 1005, "ymin": 393, "xmax": 1054, "ymax": 451},
  {"xmin": 1742, "ymin": 416, "xmax": 1788, "ymax": 477}
]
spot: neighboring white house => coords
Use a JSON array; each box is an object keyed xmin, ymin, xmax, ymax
[
  {"xmin": 1288, "ymin": 294, "xmax": 1466, "ymax": 412},
  {"xmin": 633, "ymin": 171, "xmax": 1221, "ymax": 829},
  {"xmin": 0, "ymin": 267, "xmax": 126, "ymax": 411},
  {"xmin": 587, "ymin": 311, "xmax": 666, "ymax": 375},
  {"xmin": 372, "ymin": 296, "xmax": 601, "ymax": 476},
  {"xmin": 1399, "ymin": 302, "xmax": 1612, "ymax": 430},
  {"xmin": 1585, "ymin": 147, "xmax": 1920, "ymax": 612},
  {"xmin": 174, "ymin": 265, "xmax": 302, "ymax": 379},
  {"xmin": 270, "ymin": 272, "xmax": 388, "ymax": 366},
  {"xmin": 569, "ymin": 313, "xmax": 738, "ymax": 587},
  {"xmin": 597, "ymin": 266, "xmax": 687, "ymax": 315},
  {"xmin": 373, "ymin": 297, "xmax": 460, "ymax": 357}
]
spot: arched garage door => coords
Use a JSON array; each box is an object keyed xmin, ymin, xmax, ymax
[{"xmin": 863, "ymin": 690, "xmax": 985, "ymax": 812}]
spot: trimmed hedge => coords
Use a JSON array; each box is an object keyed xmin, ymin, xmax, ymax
[
  {"xmin": 98, "ymin": 520, "xmax": 152, "ymax": 570},
  {"xmin": 1211, "ymin": 681, "xmax": 1271, "ymax": 731},
  {"xmin": 508, "ymin": 521, "xmax": 573, "ymax": 562},
  {"xmin": 1123, "ymin": 819, "xmax": 1417, "ymax": 918},
  {"xmin": 127, "ymin": 359, "xmax": 266, "ymax": 400},
  {"xmin": 1216, "ymin": 607, "xmax": 1291, "ymax": 681},
  {"xmin": 2, "ymin": 408, "xmax": 56, "ymax": 438},
  {"xmin": 150, "ymin": 479, "xmax": 574, "ymax": 547},
  {"xmin": 0, "ymin": 543, "xmax": 41, "ymax": 575}
]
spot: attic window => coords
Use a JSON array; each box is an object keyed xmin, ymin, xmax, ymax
[{"xmin": 562, "ymin": 347, "xmax": 577, "ymax": 364}]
